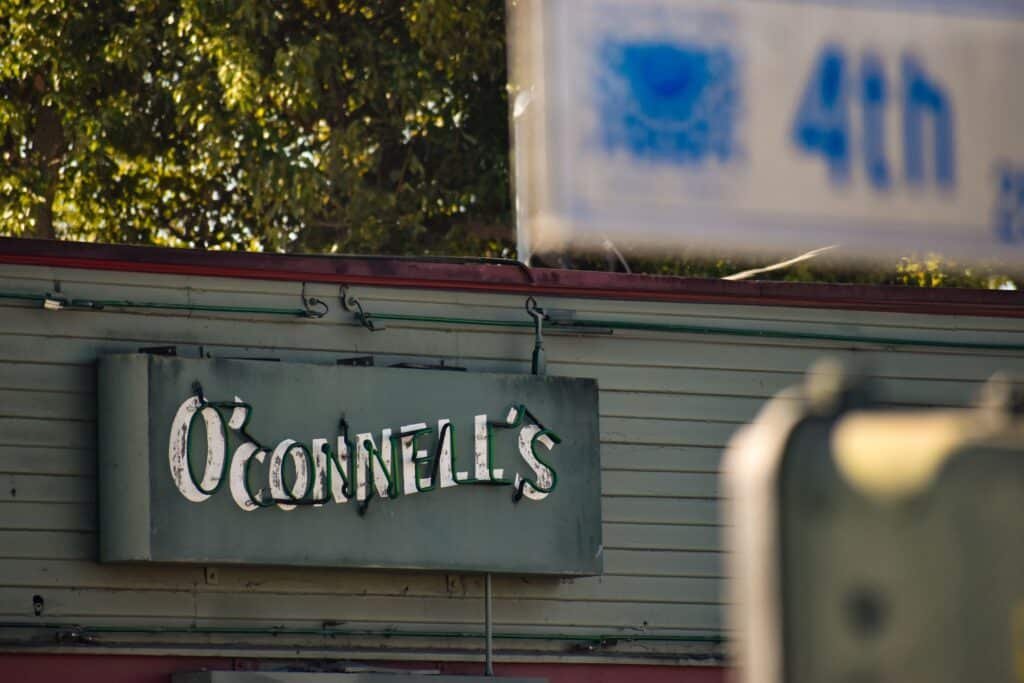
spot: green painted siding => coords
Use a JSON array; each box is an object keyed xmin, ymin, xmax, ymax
[{"xmin": 0, "ymin": 261, "xmax": 1022, "ymax": 663}]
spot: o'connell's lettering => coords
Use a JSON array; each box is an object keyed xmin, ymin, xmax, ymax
[{"xmin": 167, "ymin": 394, "xmax": 562, "ymax": 511}]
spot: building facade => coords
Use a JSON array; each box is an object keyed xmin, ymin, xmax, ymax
[{"xmin": 1, "ymin": 238, "xmax": 1022, "ymax": 682}]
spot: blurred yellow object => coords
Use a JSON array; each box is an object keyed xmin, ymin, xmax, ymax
[{"xmin": 832, "ymin": 411, "xmax": 977, "ymax": 501}]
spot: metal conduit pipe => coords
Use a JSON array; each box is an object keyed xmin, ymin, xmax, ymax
[
  {"xmin": 0, "ymin": 621, "xmax": 725, "ymax": 644},
  {"xmin": 485, "ymin": 573, "xmax": 494, "ymax": 675},
  {"xmin": 364, "ymin": 312, "xmax": 1024, "ymax": 352},
  {"xmin": 0, "ymin": 291, "xmax": 315, "ymax": 317},
  {"xmin": 3, "ymin": 288, "xmax": 1022, "ymax": 351}
]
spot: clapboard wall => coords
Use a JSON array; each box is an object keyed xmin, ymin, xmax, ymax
[{"xmin": 0, "ymin": 245, "xmax": 1022, "ymax": 666}]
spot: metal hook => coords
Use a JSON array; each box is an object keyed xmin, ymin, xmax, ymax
[
  {"xmin": 191, "ymin": 381, "xmax": 206, "ymax": 404},
  {"xmin": 340, "ymin": 285, "xmax": 381, "ymax": 331},
  {"xmin": 301, "ymin": 283, "xmax": 329, "ymax": 319},
  {"xmin": 524, "ymin": 296, "xmax": 544, "ymax": 318},
  {"xmin": 525, "ymin": 296, "xmax": 547, "ymax": 376}
]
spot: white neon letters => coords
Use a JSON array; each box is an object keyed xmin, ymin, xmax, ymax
[
  {"xmin": 167, "ymin": 395, "xmax": 561, "ymax": 511},
  {"xmin": 168, "ymin": 396, "xmax": 226, "ymax": 502}
]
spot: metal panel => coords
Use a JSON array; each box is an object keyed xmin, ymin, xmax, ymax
[{"xmin": 98, "ymin": 354, "xmax": 603, "ymax": 575}]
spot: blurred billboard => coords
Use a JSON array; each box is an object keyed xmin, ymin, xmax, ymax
[{"xmin": 508, "ymin": 0, "xmax": 1024, "ymax": 264}]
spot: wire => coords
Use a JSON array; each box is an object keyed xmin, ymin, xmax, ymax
[
  {"xmin": 602, "ymin": 239, "xmax": 632, "ymax": 273},
  {"xmin": 723, "ymin": 245, "xmax": 839, "ymax": 281},
  {"xmin": 2, "ymin": 288, "xmax": 1022, "ymax": 351},
  {"xmin": 0, "ymin": 291, "xmax": 313, "ymax": 317},
  {"xmin": 363, "ymin": 312, "xmax": 1024, "ymax": 352},
  {"xmin": 0, "ymin": 620, "xmax": 725, "ymax": 645}
]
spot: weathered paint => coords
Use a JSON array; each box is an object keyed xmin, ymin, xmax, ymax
[
  {"xmin": 436, "ymin": 418, "xmax": 459, "ymax": 488},
  {"xmin": 399, "ymin": 422, "xmax": 430, "ymax": 495},
  {"xmin": 267, "ymin": 438, "xmax": 309, "ymax": 511},
  {"xmin": 168, "ymin": 396, "xmax": 226, "ymax": 503},
  {"xmin": 228, "ymin": 442, "xmax": 263, "ymax": 512},
  {"xmin": 515, "ymin": 424, "xmax": 558, "ymax": 501},
  {"xmin": 473, "ymin": 414, "xmax": 496, "ymax": 481}
]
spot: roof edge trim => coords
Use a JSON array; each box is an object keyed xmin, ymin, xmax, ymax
[{"xmin": 0, "ymin": 238, "xmax": 1021, "ymax": 318}]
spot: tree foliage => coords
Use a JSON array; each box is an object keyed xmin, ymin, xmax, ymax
[
  {"xmin": 554, "ymin": 246, "xmax": 1018, "ymax": 290},
  {"xmin": 0, "ymin": 2, "xmax": 1016, "ymax": 288},
  {"xmin": 0, "ymin": 0, "xmax": 512, "ymax": 254}
]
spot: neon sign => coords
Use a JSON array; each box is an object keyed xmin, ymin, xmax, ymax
[{"xmin": 99, "ymin": 354, "xmax": 602, "ymax": 575}]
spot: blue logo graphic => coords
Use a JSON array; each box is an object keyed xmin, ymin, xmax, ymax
[{"xmin": 597, "ymin": 41, "xmax": 740, "ymax": 165}]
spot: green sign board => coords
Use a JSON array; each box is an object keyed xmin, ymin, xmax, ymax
[{"xmin": 97, "ymin": 354, "xmax": 602, "ymax": 575}]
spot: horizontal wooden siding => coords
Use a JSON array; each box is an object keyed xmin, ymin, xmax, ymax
[{"xmin": 0, "ymin": 262, "xmax": 1022, "ymax": 663}]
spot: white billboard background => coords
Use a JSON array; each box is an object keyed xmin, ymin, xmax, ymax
[{"xmin": 511, "ymin": 0, "xmax": 1024, "ymax": 264}]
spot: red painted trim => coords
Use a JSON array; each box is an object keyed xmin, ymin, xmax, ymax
[
  {"xmin": 1, "ymin": 237, "xmax": 1022, "ymax": 317},
  {"xmin": 0, "ymin": 654, "xmax": 233, "ymax": 683},
  {"xmin": 0, "ymin": 653, "xmax": 726, "ymax": 683}
]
